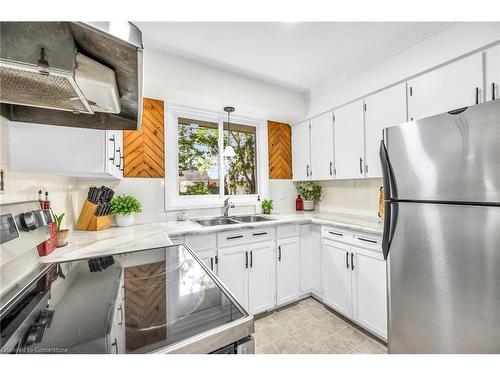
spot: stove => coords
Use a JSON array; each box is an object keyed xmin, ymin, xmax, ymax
[{"xmin": 0, "ymin": 243, "xmax": 254, "ymax": 354}]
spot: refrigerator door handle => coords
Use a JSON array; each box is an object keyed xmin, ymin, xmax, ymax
[
  {"xmin": 379, "ymin": 139, "xmax": 397, "ymax": 200},
  {"xmin": 380, "ymin": 139, "xmax": 399, "ymax": 260}
]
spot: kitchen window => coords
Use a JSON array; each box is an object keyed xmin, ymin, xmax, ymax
[{"xmin": 165, "ymin": 106, "xmax": 268, "ymax": 210}]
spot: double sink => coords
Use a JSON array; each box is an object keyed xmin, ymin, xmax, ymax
[{"xmin": 193, "ymin": 215, "xmax": 275, "ymax": 227}]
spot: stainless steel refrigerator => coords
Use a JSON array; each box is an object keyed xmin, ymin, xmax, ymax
[{"xmin": 380, "ymin": 99, "xmax": 500, "ymax": 354}]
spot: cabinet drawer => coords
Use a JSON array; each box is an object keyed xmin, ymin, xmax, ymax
[
  {"xmin": 321, "ymin": 226, "xmax": 349, "ymax": 241},
  {"xmin": 218, "ymin": 228, "xmax": 275, "ymax": 248},
  {"xmin": 185, "ymin": 234, "xmax": 217, "ymax": 252},
  {"xmin": 277, "ymin": 224, "xmax": 299, "ymax": 239},
  {"xmin": 353, "ymin": 233, "xmax": 382, "ymax": 253}
]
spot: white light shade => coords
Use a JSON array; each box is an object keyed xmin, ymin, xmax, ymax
[{"xmin": 223, "ymin": 145, "xmax": 236, "ymax": 158}]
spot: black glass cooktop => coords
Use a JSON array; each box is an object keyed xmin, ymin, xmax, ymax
[{"xmin": 1, "ymin": 245, "xmax": 248, "ymax": 354}]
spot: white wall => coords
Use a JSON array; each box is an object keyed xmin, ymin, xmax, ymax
[
  {"xmin": 144, "ymin": 48, "xmax": 307, "ymax": 123},
  {"xmin": 306, "ymin": 22, "xmax": 500, "ymax": 116}
]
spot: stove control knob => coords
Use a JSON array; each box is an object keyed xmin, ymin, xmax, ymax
[{"xmin": 20, "ymin": 211, "xmax": 38, "ymax": 231}]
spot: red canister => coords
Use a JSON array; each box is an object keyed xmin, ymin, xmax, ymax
[{"xmin": 295, "ymin": 194, "xmax": 304, "ymax": 211}]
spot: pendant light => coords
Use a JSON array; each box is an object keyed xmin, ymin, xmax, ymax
[{"xmin": 223, "ymin": 106, "xmax": 236, "ymax": 158}]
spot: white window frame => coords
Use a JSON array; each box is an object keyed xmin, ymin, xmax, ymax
[{"xmin": 165, "ymin": 104, "xmax": 269, "ymax": 211}]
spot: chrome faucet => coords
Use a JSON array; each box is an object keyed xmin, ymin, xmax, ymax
[{"xmin": 223, "ymin": 197, "xmax": 235, "ymax": 217}]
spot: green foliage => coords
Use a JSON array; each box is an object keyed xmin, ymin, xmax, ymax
[
  {"xmin": 261, "ymin": 199, "xmax": 273, "ymax": 211},
  {"xmin": 180, "ymin": 182, "xmax": 218, "ymax": 196},
  {"xmin": 294, "ymin": 181, "xmax": 322, "ymax": 201},
  {"xmin": 53, "ymin": 212, "xmax": 65, "ymax": 232},
  {"xmin": 177, "ymin": 122, "xmax": 257, "ymax": 195},
  {"xmin": 110, "ymin": 195, "xmax": 142, "ymax": 216}
]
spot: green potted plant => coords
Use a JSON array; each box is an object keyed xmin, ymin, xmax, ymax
[
  {"xmin": 294, "ymin": 182, "xmax": 322, "ymax": 211},
  {"xmin": 110, "ymin": 194, "xmax": 142, "ymax": 227},
  {"xmin": 261, "ymin": 199, "xmax": 273, "ymax": 215},
  {"xmin": 54, "ymin": 212, "xmax": 69, "ymax": 247}
]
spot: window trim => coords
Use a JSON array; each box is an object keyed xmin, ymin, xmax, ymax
[{"xmin": 165, "ymin": 104, "xmax": 268, "ymax": 211}]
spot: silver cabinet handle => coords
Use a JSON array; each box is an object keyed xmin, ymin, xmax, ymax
[
  {"xmin": 210, "ymin": 257, "xmax": 214, "ymax": 271},
  {"xmin": 250, "ymin": 251, "xmax": 253, "ymax": 268},
  {"xmin": 351, "ymin": 252, "xmax": 354, "ymax": 271},
  {"xmin": 227, "ymin": 234, "xmax": 243, "ymax": 240},
  {"xmin": 346, "ymin": 251, "xmax": 349, "ymax": 269},
  {"xmin": 245, "ymin": 251, "xmax": 249, "ymax": 269},
  {"xmin": 493, "ymin": 82, "xmax": 497, "ymax": 101},
  {"xmin": 359, "ymin": 157, "xmax": 363, "ymax": 174},
  {"xmin": 116, "ymin": 147, "xmax": 122, "ymax": 169},
  {"xmin": 278, "ymin": 246, "xmax": 282, "ymax": 262},
  {"xmin": 111, "ymin": 338, "xmax": 118, "ymax": 354},
  {"xmin": 328, "ymin": 231, "xmax": 343, "ymax": 237},
  {"xmin": 329, "ymin": 161, "xmax": 333, "ymax": 176},
  {"xmin": 109, "ymin": 135, "xmax": 116, "ymax": 162},
  {"xmin": 306, "ymin": 164, "xmax": 310, "ymax": 177},
  {"xmin": 117, "ymin": 305, "xmax": 123, "ymax": 326}
]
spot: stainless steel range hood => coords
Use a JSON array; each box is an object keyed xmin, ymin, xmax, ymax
[{"xmin": 0, "ymin": 22, "xmax": 143, "ymax": 130}]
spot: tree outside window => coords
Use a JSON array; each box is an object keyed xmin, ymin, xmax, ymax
[{"xmin": 177, "ymin": 117, "xmax": 257, "ymax": 196}]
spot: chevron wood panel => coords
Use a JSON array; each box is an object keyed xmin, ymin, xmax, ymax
[
  {"xmin": 124, "ymin": 262, "xmax": 166, "ymax": 352},
  {"xmin": 123, "ymin": 98, "xmax": 165, "ymax": 177},
  {"xmin": 268, "ymin": 121, "xmax": 292, "ymax": 179}
]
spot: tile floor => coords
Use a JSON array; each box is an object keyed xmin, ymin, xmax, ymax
[{"xmin": 254, "ymin": 297, "xmax": 387, "ymax": 354}]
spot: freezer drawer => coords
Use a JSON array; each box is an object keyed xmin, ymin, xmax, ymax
[
  {"xmin": 383, "ymin": 99, "xmax": 500, "ymax": 203},
  {"xmin": 388, "ymin": 202, "xmax": 500, "ymax": 353}
]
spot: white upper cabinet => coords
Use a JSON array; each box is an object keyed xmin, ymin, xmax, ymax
[
  {"xmin": 485, "ymin": 45, "xmax": 500, "ymax": 102},
  {"xmin": 333, "ymin": 99, "xmax": 365, "ymax": 180},
  {"xmin": 310, "ymin": 111, "xmax": 335, "ymax": 180},
  {"xmin": 364, "ymin": 83, "xmax": 408, "ymax": 178},
  {"xmin": 291, "ymin": 120, "xmax": 311, "ymax": 181},
  {"xmin": 8, "ymin": 122, "xmax": 123, "ymax": 179},
  {"xmin": 407, "ymin": 53, "xmax": 483, "ymax": 121}
]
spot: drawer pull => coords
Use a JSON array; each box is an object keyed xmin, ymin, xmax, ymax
[
  {"xmin": 252, "ymin": 232, "xmax": 267, "ymax": 236},
  {"xmin": 227, "ymin": 235, "xmax": 243, "ymax": 240},
  {"xmin": 328, "ymin": 231, "xmax": 343, "ymax": 237},
  {"xmin": 358, "ymin": 237, "xmax": 377, "ymax": 244}
]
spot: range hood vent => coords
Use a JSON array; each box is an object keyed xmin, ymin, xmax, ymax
[{"xmin": 0, "ymin": 22, "xmax": 143, "ymax": 131}]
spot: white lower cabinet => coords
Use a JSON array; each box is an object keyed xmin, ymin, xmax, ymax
[
  {"xmin": 276, "ymin": 236, "xmax": 301, "ymax": 306},
  {"xmin": 217, "ymin": 240, "xmax": 275, "ymax": 315},
  {"xmin": 197, "ymin": 249, "xmax": 217, "ymax": 274},
  {"xmin": 352, "ymin": 248, "xmax": 387, "ymax": 339},
  {"xmin": 248, "ymin": 241, "xmax": 276, "ymax": 314},
  {"xmin": 217, "ymin": 244, "xmax": 249, "ymax": 310},
  {"xmin": 300, "ymin": 224, "xmax": 322, "ymax": 297},
  {"xmin": 322, "ymin": 239, "xmax": 352, "ymax": 317},
  {"xmin": 321, "ymin": 232, "xmax": 387, "ymax": 340}
]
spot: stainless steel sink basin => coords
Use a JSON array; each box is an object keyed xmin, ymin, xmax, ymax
[
  {"xmin": 229, "ymin": 215, "xmax": 275, "ymax": 223},
  {"xmin": 192, "ymin": 215, "xmax": 275, "ymax": 226},
  {"xmin": 193, "ymin": 217, "xmax": 239, "ymax": 226}
]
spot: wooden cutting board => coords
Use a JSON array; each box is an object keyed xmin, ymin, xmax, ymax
[{"xmin": 378, "ymin": 186, "xmax": 385, "ymax": 218}]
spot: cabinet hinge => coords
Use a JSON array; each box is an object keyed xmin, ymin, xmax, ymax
[{"xmin": 409, "ymin": 86, "xmax": 413, "ymax": 96}]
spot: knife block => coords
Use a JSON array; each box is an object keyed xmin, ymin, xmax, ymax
[{"xmin": 76, "ymin": 200, "xmax": 112, "ymax": 231}]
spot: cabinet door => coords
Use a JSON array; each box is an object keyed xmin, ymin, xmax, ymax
[
  {"xmin": 321, "ymin": 240, "xmax": 352, "ymax": 317},
  {"xmin": 276, "ymin": 237, "xmax": 301, "ymax": 305},
  {"xmin": 334, "ymin": 100, "xmax": 365, "ymax": 180},
  {"xmin": 486, "ymin": 45, "xmax": 500, "ymax": 102},
  {"xmin": 364, "ymin": 84, "xmax": 407, "ymax": 178},
  {"xmin": 352, "ymin": 249, "xmax": 387, "ymax": 339},
  {"xmin": 248, "ymin": 241, "xmax": 275, "ymax": 314},
  {"xmin": 299, "ymin": 225, "xmax": 311, "ymax": 294},
  {"xmin": 310, "ymin": 225, "xmax": 322, "ymax": 298},
  {"xmin": 291, "ymin": 120, "xmax": 311, "ymax": 181},
  {"xmin": 310, "ymin": 112, "xmax": 335, "ymax": 180},
  {"xmin": 196, "ymin": 249, "xmax": 217, "ymax": 275},
  {"xmin": 217, "ymin": 245, "xmax": 249, "ymax": 310},
  {"xmin": 408, "ymin": 53, "xmax": 483, "ymax": 121}
]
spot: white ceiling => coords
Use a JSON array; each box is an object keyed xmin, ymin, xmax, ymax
[{"xmin": 136, "ymin": 22, "xmax": 451, "ymax": 92}]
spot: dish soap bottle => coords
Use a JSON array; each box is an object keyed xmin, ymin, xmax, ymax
[{"xmin": 296, "ymin": 194, "xmax": 304, "ymax": 211}]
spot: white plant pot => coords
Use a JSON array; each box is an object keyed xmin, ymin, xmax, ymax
[
  {"xmin": 115, "ymin": 214, "xmax": 135, "ymax": 227},
  {"xmin": 303, "ymin": 200, "xmax": 315, "ymax": 211}
]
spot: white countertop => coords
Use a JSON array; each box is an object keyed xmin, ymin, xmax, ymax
[{"xmin": 41, "ymin": 211, "xmax": 383, "ymax": 263}]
